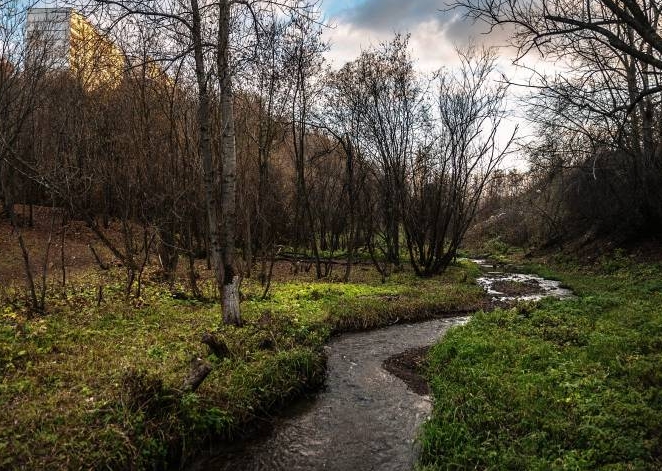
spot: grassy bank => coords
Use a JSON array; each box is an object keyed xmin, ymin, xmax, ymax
[
  {"xmin": 420, "ymin": 258, "xmax": 662, "ymax": 470},
  {"xmin": 0, "ymin": 261, "xmax": 485, "ymax": 470}
]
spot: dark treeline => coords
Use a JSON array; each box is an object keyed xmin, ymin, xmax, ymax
[
  {"xmin": 2, "ymin": 0, "xmax": 661, "ymax": 325},
  {"xmin": 4, "ymin": 0, "xmax": 662, "ymax": 324},
  {"xmin": 463, "ymin": 0, "xmax": 662, "ymax": 249}
]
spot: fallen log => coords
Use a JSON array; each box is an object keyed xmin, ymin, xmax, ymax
[
  {"xmin": 201, "ymin": 332, "xmax": 231, "ymax": 359},
  {"xmin": 182, "ymin": 357, "xmax": 212, "ymax": 393}
]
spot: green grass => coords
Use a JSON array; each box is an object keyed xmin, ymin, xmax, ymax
[
  {"xmin": 419, "ymin": 259, "xmax": 662, "ymax": 470},
  {"xmin": 0, "ymin": 262, "xmax": 484, "ymax": 470}
]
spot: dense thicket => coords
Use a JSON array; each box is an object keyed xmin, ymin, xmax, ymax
[{"xmin": 463, "ymin": 0, "xmax": 662, "ymax": 247}]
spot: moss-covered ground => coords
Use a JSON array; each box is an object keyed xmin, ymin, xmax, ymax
[
  {"xmin": 420, "ymin": 256, "xmax": 662, "ymax": 470},
  {"xmin": 0, "ymin": 260, "xmax": 486, "ymax": 470}
]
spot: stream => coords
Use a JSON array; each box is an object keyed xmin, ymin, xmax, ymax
[
  {"xmin": 472, "ymin": 259, "xmax": 574, "ymax": 302},
  {"xmin": 189, "ymin": 316, "xmax": 469, "ymax": 471},
  {"xmin": 189, "ymin": 261, "xmax": 572, "ymax": 471}
]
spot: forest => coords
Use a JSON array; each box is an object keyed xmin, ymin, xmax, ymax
[{"xmin": 1, "ymin": 0, "xmax": 661, "ymax": 469}]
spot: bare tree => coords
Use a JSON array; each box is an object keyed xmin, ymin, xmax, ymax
[
  {"xmin": 325, "ymin": 35, "xmax": 426, "ymax": 277},
  {"xmin": 0, "ymin": 0, "xmax": 47, "ymax": 222},
  {"xmin": 78, "ymin": 0, "xmax": 323, "ymax": 324},
  {"xmin": 321, "ymin": 64, "xmax": 374, "ymax": 281},
  {"xmin": 403, "ymin": 47, "xmax": 515, "ymax": 276},
  {"xmin": 283, "ymin": 9, "xmax": 327, "ymax": 279},
  {"xmin": 459, "ymin": 0, "xmax": 662, "ymax": 75},
  {"xmin": 0, "ymin": 1, "xmax": 68, "ymax": 313},
  {"xmin": 457, "ymin": 0, "xmax": 662, "ymax": 238},
  {"xmin": 236, "ymin": 13, "xmax": 291, "ymax": 288}
]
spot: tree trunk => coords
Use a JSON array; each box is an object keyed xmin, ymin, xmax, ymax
[
  {"xmin": 0, "ymin": 162, "xmax": 16, "ymax": 222},
  {"xmin": 191, "ymin": 0, "xmax": 224, "ymax": 299},
  {"xmin": 182, "ymin": 357, "xmax": 213, "ymax": 393},
  {"xmin": 218, "ymin": 0, "xmax": 241, "ymax": 326},
  {"xmin": 343, "ymin": 137, "xmax": 355, "ymax": 282}
]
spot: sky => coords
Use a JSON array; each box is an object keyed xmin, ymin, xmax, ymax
[
  {"xmin": 319, "ymin": 0, "xmax": 514, "ymax": 71},
  {"xmin": 318, "ymin": 0, "xmax": 533, "ymax": 169}
]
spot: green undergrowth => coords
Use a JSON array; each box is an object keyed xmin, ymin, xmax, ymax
[
  {"xmin": 0, "ymin": 262, "xmax": 484, "ymax": 470},
  {"xmin": 420, "ymin": 259, "xmax": 662, "ymax": 470}
]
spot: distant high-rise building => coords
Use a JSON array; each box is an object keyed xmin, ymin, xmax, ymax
[{"xmin": 26, "ymin": 8, "xmax": 124, "ymax": 91}]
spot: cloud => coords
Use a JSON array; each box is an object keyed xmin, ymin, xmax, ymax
[
  {"xmin": 336, "ymin": 0, "xmax": 450, "ymax": 33},
  {"xmin": 321, "ymin": 0, "xmax": 537, "ymax": 169},
  {"xmin": 323, "ymin": 0, "xmax": 517, "ymax": 70},
  {"xmin": 330, "ymin": 0, "xmax": 507, "ymax": 43},
  {"xmin": 323, "ymin": 20, "xmax": 458, "ymax": 72},
  {"xmin": 323, "ymin": 14, "xmax": 515, "ymax": 72}
]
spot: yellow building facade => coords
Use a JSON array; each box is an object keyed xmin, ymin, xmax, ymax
[{"xmin": 27, "ymin": 8, "xmax": 124, "ymax": 91}]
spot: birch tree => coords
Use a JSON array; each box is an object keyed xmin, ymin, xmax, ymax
[{"xmin": 85, "ymin": 0, "xmax": 321, "ymax": 324}]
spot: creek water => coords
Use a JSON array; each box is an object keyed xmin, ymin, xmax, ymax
[
  {"xmin": 472, "ymin": 259, "xmax": 574, "ymax": 302},
  {"xmin": 189, "ymin": 261, "xmax": 572, "ymax": 471},
  {"xmin": 188, "ymin": 316, "xmax": 469, "ymax": 471}
]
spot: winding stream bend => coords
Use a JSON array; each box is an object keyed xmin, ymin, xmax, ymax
[
  {"xmin": 189, "ymin": 262, "xmax": 572, "ymax": 471},
  {"xmin": 189, "ymin": 317, "xmax": 469, "ymax": 471}
]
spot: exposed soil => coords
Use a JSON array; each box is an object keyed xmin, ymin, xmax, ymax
[
  {"xmin": 0, "ymin": 205, "xmax": 381, "ymax": 290},
  {"xmin": 382, "ymin": 346, "xmax": 431, "ymax": 396},
  {"xmin": 0, "ymin": 205, "xmax": 111, "ymax": 286},
  {"xmin": 490, "ymin": 279, "xmax": 542, "ymax": 296}
]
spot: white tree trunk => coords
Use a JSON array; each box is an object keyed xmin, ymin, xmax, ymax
[
  {"xmin": 222, "ymin": 275, "xmax": 241, "ymax": 325},
  {"xmin": 218, "ymin": 0, "xmax": 241, "ymax": 325}
]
